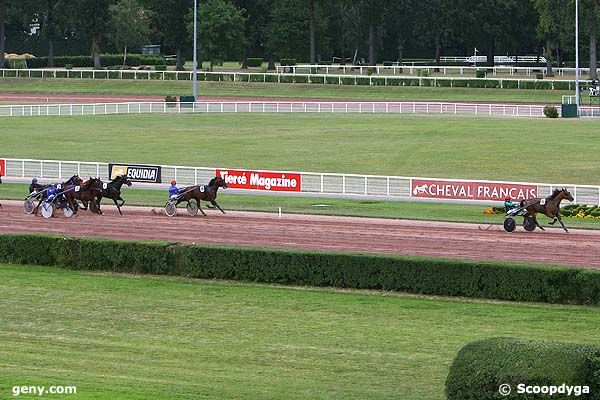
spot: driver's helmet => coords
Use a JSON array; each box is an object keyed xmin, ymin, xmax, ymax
[
  {"xmin": 171, "ymin": 179, "xmax": 177, "ymax": 185},
  {"xmin": 505, "ymin": 197, "xmax": 511, "ymax": 202},
  {"xmin": 32, "ymin": 178, "xmax": 38, "ymax": 184}
]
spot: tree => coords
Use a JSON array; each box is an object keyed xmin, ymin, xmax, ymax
[
  {"xmin": 581, "ymin": 0, "xmax": 600, "ymax": 80},
  {"xmin": 63, "ymin": 0, "xmax": 115, "ymax": 68},
  {"xmin": 384, "ymin": 0, "xmax": 417, "ymax": 64},
  {"xmin": 193, "ymin": 0, "xmax": 245, "ymax": 70},
  {"xmin": 144, "ymin": 0, "xmax": 192, "ymax": 70},
  {"xmin": 265, "ymin": 0, "xmax": 308, "ymax": 68},
  {"xmin": 359, "ymin": 0, "xmax": 386, "ymax": 65},
  {"xmin": 231, "ymin": 0, "xmax": 270, "ymax": 68},
  {"xmin": 108, "ymin": 0, "xmax": 152, "ymax": 66},
  {"xmin": 0, "ymin": 0, "xmax": 7, "ymax": 68}
]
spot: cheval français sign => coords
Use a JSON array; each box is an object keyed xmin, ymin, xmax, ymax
[
  {"xmin": 0, "ymin": 159, "xmax": 5, "ymax": 177},
  {"xmin": 217, "ymin": 169, "xmax": 301, "ymax": 192},
  {"xmin": 411, "ymin": 179, "xmax": 537, "ymax": 201}
]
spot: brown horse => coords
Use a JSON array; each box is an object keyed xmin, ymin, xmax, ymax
[
  {"xmin": 523, "ymin": 188, "xmax": 574, "ymax": 232},
  {"xmin": 64, "ymin": 178, "xmax": 104, "ymax": 215},
  {"xmin": 175, "ymin": 176, "xmax": 228, "ymax": 216}
]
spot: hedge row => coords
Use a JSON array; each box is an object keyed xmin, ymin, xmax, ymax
[
  {"xmin": 446, "ymin": 337, "xmax": 600, "ymax": 400},
  {"xmin": 26, "ymin": 54, "xmax": 175, "ymax": 68},
  {"xmin": 1, "ymin": 234, "xmax": 600, "ymax": 305}
]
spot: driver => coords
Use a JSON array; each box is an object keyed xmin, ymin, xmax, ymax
[
  {"xmin": 504, "ymin": 197, "xmax": 520, "ymax": 211},
  {"xmin": 168, "ymin": 180, "xmax": 184, "ymax": 200},
  {"xmin": 46, "ymin": 183, "xmax": 58, "ymax": 202},
  {"xmin": 29, "ymin": 177, "xmax": 44, "ymax": 193}
]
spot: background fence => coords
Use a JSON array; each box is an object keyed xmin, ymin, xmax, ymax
[
  {"xmin": 0, "ymin": 101, "xmax": 569, "ymax": 118},
  {"xmin": 0, "ymin": 68, "xmax": 585, "ymax": 90},
  {"xmin": 3, "ymin": 158, "xmax": 599, "ymax": 205}
]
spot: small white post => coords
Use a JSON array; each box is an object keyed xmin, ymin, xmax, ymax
[{"xmin": 278, "ymin": 207, "xmax": 282, "ymax": 218}]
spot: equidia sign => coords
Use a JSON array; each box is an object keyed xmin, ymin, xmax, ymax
[
  {"xmin": 109, "ymin": 163, "xmax": 161, "ymax": 183},
  {"xmin": 217, "ymin": 169, "xmax": 301, "ymax": 192},
  {"xmin": 411, "ymin": 179, "xmax": 537, "ymax": 201}
]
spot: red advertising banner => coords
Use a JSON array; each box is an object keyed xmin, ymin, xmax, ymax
[
  {"xmin": 411, "ymin": 179, "xmax": 537, "ymax": 201},
  {"xmin": 217, "ymin": 169, "xmax": 301, "ymax": 192},
  {"xmin": 0, "ymin": 159, "xmax": 5, "ymax": 177}
]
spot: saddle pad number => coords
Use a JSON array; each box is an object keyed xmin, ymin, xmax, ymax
[
  {"xmin": 103, "ymin": 183, "xmax": 108, "ymax": 189},
  {"xmin": 540, "ymin": 198, "xmax": 546, "ymax": 206},
  {"xmin": 200, "ymin": 186, "xmax": 205, "ymax": 193},
  {"xmin": 75, "ymin": 186, "xmax": 81, "ymax": 192},
  {"xmin": 57, "ymin": 184, "xmax": 62, "ymax": 189}
]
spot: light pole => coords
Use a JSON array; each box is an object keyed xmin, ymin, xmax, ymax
[
  {"xmin": 193, "ymin": 0, "xmax": 198, "ymax": 100},
  {"xmin": 575, "ymin": 0, "xmax": 579, "ymax": 113}
]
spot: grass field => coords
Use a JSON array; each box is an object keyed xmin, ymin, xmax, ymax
[
  {"xmin": 3, "ymin": 182, "xmax": 600, "ymax": 230},
  {"xmin": 0, "ymin": 78, "xmax": 568, "ymax": 103},
  {"xmin": 2, "ymin": 113, "xmax": 600, "ymax": 185},
  {"xmin": 1, "ymin": 264, "xmax": 599, "ymax": 399}
]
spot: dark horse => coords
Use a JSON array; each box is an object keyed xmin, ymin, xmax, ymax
[
  {"xmin": 82, "ymin": 175, "xmax": 132, "ymax": 215},
  {"xmin": 523, "ymin": 188, "xmax": 574, "ymax": 232},
  {"xmin": 64, "ymin": 177, "xmax": 104, "ymax": 215},
  {"xmin": 175, "ymin": 176, "xmax": 228, "ymax": 216},
  {"xmin": 31, "ymin": 175, "xmax": 82, "ymax": 215}
]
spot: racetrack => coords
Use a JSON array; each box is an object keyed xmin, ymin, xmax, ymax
[{"xmin": 1, "ymin": 200, "xmax": 598, "ymax": 269}]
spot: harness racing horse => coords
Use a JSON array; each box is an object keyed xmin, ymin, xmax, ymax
[
  {"xmin": 174, "ymin": 177, "xmax": 228, "ymax": 216},
  {"xmin": 30, "ymin": 175, "xmax": 82, "ymax": 215},
  {"xmin": 523, "ymin": 188, "xmax": 574, "ymax": 232},
  {"xmin": 64, "ymin": 178, "xmax": 104, "ymax": 215},
  {"xmin": 82, "ymin": 175, "xmax": 132, "ymax": 215}
]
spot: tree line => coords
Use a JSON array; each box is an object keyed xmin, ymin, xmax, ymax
[{"xmin": 0, "ymin": 0, "xmax": 599, "ymax": 78}]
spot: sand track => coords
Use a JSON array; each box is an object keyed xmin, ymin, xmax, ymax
[{"xmin": 0, "ymin": 201, "xmax": 597, "ymax": 268}]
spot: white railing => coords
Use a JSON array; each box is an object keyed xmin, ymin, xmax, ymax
[
  {"xmin": 0, "ymin": 67, "xmax": 589, "ymax": 81},
  {"xmin": 276, "ymin": 64, "xmax": 586, "ymax": 77},
  {"xmin": 0, "ymin": 101, "xmax": 559, "ymax": 118},
  {"xmin": 440, "ymin": 56, "xmax": 547, "ymax": 64},
  {"xmin": 3, "ymin": 157, "xmax": 600, "ymax": 205}
]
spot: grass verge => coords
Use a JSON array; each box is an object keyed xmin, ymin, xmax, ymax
[
  {"xmin": 0, "ymin": 263, "xmax": 598, "ymax": 399},
  {"xmin": 2, "ymin": 114, "xmax": 600, "ymax": 185},
  {"xmin": 0, "ymin": 78, "xmax": 569, "ymax": 103}
]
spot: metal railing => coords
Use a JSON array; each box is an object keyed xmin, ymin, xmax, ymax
[
  {"xmin": 0, "ymin": 101, "xmax": 558, "ymax": 118},
  {"xmin": 3, "ymin": 157, "xmax": 600, "ymax": 205},
  {"xmin": 277, "ymin": 64, "xmax": 586, "ymax": 77}
]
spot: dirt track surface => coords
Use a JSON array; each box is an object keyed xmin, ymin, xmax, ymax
[{"xmin": 0, "ymin": 201, "xmax": 597, "ymax": 268}]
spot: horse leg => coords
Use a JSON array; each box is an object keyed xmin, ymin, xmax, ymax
[
  {"xmin": 211, "ymin": 200, "xmax": 226, "ymax": 214},
  {"xmin": 198, "ymin": 201, "xmax": 207, "ymax": 216},
  {"xmin": 533, "ymin": 215, "xmax": 545, "ymax": 231},
  {"xmin": 556, "ymin": 215, "xmax": 569, "ymax": 233},
  {"xmin": 34, "ymin": 198, "xmax": 43, "ymax": 215},
  {"xmin": 113, "ymin": 198, "xmax": 123, "ymax": 215},
  {"xmin": 548, "ymin": 217, "xmax": 557, "ymax": 225}
]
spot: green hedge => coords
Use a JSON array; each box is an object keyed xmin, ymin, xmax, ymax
[
  {"xmin": 1, "ymin": 234, "xmax": 600, "ymax": 305},
  {"xmin": 246, "ymin": 57, "xmax": 263, "ymax": 67},
  {"xmin": 446, "ymin": 337, "xmax": 600, "ymax": 400},
  {"xmin": 26, "ymin": 54, "xmax": 174, "ymax": 68}
]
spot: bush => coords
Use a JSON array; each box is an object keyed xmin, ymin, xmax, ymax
[
  {"xmin": 536, "ymin": 73, "xmax": 544, "ymax": 79},
  {"xmin": 165, "ymin": 95, "xmax": 177, "ymax": 103},
  {"xmin": 544, "ymin": 105, "xmax": 559, "ymax": 118},
  {"xmin": 154, "ymin": 65, "xmax": 167, "ymax": 71},
  {"xmin": 446, "ymin": 337, "xmax": 600, "ymax": 400},
  {"xmin": 325, "ymin": 76, "xmax": 340, "ymax": 84},
  {"xmin": 246, "ymin": 57, "xmax": 263, "ymax": 67},
  {"xmin": 2, "ymin": 234, "xmax": 600, "ymax": 305},
  {"xmin": 309, "ymin": 75, "xmax": 325, "ymax": 84},
  {"xmin": 418, "ymin": 69, "xmax": 430, "ymax": 77},
  {"xmin": 280, "ymin": 58, "xmax": 296, "ymax": 66},
  {"xmin": 65, "ymin": 64, "xmax": 73, "ymax": 70},
  {"xmin": 502, "ymin": 79, "xmax": 519, "ymax": 89},
  {"xmin": 476, "ymin": 69, "xmax": 486, "ymax": 78},
  {"xmin": 554, "ymin": 81, "xmax": 571, "ymax": 90},
  {"xmin": 294, "ymin": 75, "xmax": 308, "ymax": 84}
]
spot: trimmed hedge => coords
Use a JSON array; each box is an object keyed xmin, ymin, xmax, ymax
[
  {"xmin": 1, "ymin": 234, "xmax": 600, "ymax": 305},
  {"xmin": 446, "ymin": 337, "xmax": 600, "ymax": 400},
  {"xmin": 26, "ymin": 54, "xmax": 174, "ymax": 68}
]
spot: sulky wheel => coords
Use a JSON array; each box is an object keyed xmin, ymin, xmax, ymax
[
  {"xmin": 186, "ymin": 201, "xmax": 199, "ymax": 216},
  {"xmin": 164, "ymin": 202, "xmax": 177, "ymax": 217},
  {"xmin": 503, "ymin": 217, "xmax": 516, "ymax": 232},
  {"xmin": 41, "ymin": 202, "xmax": 54, "ymax": 219},
  {"xmin": 63, "ymin": 207, "xmax": 74, "ymax": 218},
  {"xmin": 523, "ymin": 216, "xmax": 536, "ymax": 232},
  {"xmin": 23, "ymin": 199, "xmax": 35, "ymax": 214}
]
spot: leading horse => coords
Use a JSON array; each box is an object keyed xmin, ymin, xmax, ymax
[
  {"xmin": 523, "ymin": 188, "xmax": 574, "ymax": 232},
  {"xmin": 82, "ymin": 175, "xmax": 132, "ymax": 215},
  {"xmin": 64, "ymin": 177, "xmax": 104, "ymax": 215},
  {"xmin": 174, "ymin": 176, "xmax": 228, "ymax": 216}
]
